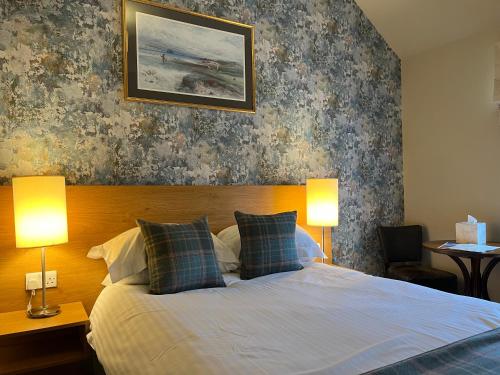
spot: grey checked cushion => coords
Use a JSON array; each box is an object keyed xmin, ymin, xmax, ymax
[
  {"xmin": 137, "ymin": 217, "xmax": 226, "ymax": 294},
  {"xmin": 235, "ymin": 211, "xmax": 303, "ymax": 280}
]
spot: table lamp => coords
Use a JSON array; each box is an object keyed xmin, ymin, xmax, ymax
[
  {"xmin": 12, "ymin": 176, "xmax": 68, "ymax": 318},
  {"xmin": 306, "ymin": 178, "xmax": 338, "ymax": 263}
]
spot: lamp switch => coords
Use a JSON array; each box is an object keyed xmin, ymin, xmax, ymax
[{"xmin": 25, "ymin": 271, "xmax": 57, "ymax": 290}]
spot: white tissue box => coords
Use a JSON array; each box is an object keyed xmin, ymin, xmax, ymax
[{"xmin": 456, "ymin": 222, "xmax": 486, "ymax": 244}]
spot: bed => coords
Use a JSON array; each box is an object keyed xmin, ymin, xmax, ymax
[
  {"xmin": 88, "ymin": 263, "xmax": 500, "ymax": 375},
  {"xmin": 1, "ymin": 184, "xmax": 497, "ymax": 374}
]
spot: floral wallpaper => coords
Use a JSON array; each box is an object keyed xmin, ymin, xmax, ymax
[{"xmin": 0, "ymin": 0, "xmax": 403, "ymax": 275}]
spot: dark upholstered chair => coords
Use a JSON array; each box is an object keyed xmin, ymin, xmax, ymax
[{"xmin": 377, "ymin": 225, "xmax": 457, "ymax": 293}]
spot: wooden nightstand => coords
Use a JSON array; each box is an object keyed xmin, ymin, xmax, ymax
[{"xmin": 0, "ymin": 302, "xmax": 90, "ymax": 375}]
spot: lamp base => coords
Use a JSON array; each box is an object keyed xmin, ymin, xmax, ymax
[{"xmin": 27, "ymin": 304, "xmax": 60, "ymax": 319}]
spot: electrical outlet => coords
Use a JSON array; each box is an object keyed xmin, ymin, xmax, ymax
[
  {"xmin": 45, "ymin": 270, "xmax": 57, "ymax": 288},
  {"xmin": 25, "ymin": 271, "xmax": 57, "ymax": 290}
]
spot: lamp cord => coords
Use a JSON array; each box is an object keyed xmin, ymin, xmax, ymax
[{"xmin": 27, "ymin": 289, "xmax": 36, "ymax": 314}]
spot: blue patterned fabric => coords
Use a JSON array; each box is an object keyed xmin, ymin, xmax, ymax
[
  {"xmin": 137, "ymin": 217, "xmax": 225, "ymax": 294},
  {"xmin": 235, "ymin": 211, "xmax": 303, "ymax": 280},
  {"xmin": 363, "ymin": 327, "xmax": 500, "ymax": 375}
]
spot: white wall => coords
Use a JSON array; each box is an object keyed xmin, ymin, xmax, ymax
[{"xmin": 402, "ymin": 28, "xmax": 500, "ymax": 302}]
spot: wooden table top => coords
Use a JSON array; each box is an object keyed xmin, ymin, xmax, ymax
[
  {"xmin": 0, "ymin": 302, "xmax": 88, "ymax": 338},
  {"xmin": 423, "ymin": 240, "xmax": 500, "ymax": 258}
]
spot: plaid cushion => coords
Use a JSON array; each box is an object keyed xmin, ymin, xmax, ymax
[
  {"xmin": 235, "ymin": 211, "xmax": 303, "ymax": 280},
  {"xmin": 137, "ymin": 217, "xmax": 225, "ymax": 294}
]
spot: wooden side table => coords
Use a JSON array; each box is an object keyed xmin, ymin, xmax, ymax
[
  {"xmin": 423, "ymin": 241, "xmax": 500, "ymax": 300},
  {"xmin": 0, "ymin": 302, "xmax": 90, "ymax": 375}
]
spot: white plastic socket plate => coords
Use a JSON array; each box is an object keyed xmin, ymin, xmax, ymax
[{"xmin": 25, "ymin": 271, "xmax": 57, "ymax": 290}]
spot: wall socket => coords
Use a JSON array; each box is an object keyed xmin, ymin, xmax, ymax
[{"xmin": 25, "ymin": 271, "xmax": 57, "ymax": 290}]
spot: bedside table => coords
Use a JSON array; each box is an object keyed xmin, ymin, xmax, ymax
[{"xmin": 0, "ymin": 302, "xmax": 90, "ymax": 375}]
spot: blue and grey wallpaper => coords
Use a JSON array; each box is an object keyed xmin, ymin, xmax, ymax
[{"xmin": 0, "ymin": 0, "xmax": 403, "ymax": 274}]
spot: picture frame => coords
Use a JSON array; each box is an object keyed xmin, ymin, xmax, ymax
[{"xmin": 122, "ymin": 0, "xmax": 256, "ymax": 113}]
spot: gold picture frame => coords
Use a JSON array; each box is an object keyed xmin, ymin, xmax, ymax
[{"xmin": 122, "ymin": 0, "xmax": 256, "ymax": 113}]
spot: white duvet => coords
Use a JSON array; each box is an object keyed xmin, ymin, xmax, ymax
[{"xmin": 89, "ymin": 264, "xmax": 500, "ymax": 375}]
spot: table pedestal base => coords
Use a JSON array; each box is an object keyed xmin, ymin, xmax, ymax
[
  {"xmin": 423, "ymin": 241, "xmax": 500, "ymax": 301},
  {"xmin": 481, "ymin": 258, "xmax": 500, "ymax": 300},
  {"xmin": 449, "ymin": 256, "xmax": 499, "ymax": 300}
]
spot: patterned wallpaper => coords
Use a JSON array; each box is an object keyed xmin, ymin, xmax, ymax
[{"xmin": 0, "ymin": 0, "xmax": 403, "ymax": 275}]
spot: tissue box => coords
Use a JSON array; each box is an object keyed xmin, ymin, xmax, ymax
[{"xmin": 456, "ymin": 222, "xmax": 486, "ymax": 244}]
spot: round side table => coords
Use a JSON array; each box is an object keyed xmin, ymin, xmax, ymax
[{"xmin": 423, "ymin": 241, "xmax": 500, "ymax": 300}]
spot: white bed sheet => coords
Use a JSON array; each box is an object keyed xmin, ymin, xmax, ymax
[{"xmin": 89, "ymin": 264, "xmax": 500, "ymax": 375}]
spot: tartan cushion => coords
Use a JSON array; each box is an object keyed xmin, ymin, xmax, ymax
[
  {"xmin": 137, "ymin": 217, "xmax": 226, "ymax": 294},
  {"xmin": 235, "ymin": 211, "xmax": 303, "ymax": 280}
]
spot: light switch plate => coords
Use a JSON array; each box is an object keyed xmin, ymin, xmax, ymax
[{"xmin": 25, "ymin": 271, "xmax": 57, "ymax": 290}]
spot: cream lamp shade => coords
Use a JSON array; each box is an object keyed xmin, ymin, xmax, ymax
[
  {"xmin": 306, "ymin": 178, "xmax": 339, "ymax": 227},
  {"xmin": 12, "ymin": 176, "xmax": 68, "ymax": 248}
]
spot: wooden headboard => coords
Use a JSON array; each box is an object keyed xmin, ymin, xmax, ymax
[{"xmin": 0, "ymin": 185, "xmax": 326, "ymax": 313}]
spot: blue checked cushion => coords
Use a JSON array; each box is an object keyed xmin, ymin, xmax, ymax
[
  {"xmin": 137, "ymin": 217, "xmax": 226, "ymax": 294},
  {"xmin": 235, "ymin": 211, "xmax": 304, "ymax": 280}
]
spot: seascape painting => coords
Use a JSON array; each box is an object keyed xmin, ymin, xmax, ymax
[
  {"xmin": 124, "ymin": 0, "xmax": 255, "ymax": 112},
  {"xmin": 136, "ymin": 13, "xmax": 246, "ymax": 101}
]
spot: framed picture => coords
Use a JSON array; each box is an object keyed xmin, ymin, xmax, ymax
[{"xmin": 122, "ymin": 0, "xmax": 255, "ymax": 113}]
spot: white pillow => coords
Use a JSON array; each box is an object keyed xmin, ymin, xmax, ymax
[
  {"xmin": 295, "ymin": 225, "xmax": 327, "ymax": 260},
  {"xmin": 211, "ymin": 235, "xmax": 239, "ymax": 272},
  {"xmin": 101, "ymin": 269, "xmax": 150, "ymax": 286},
  {"xmin": 88, "ymin": 227, "xmax": 238, "ymax": 283},
  {"xmin": 216, "ymin": 224, "xmax": 326, "ymax": 263},
  {"xmin": 217, "ymin": 225, "xmax": 243, "ymax": 260},
  {"xmin": 101, "ymin": 273, "xmax": 112, "ymax": 286},
  {"xmin": 88, "ymin": 227, "xmax": 146, "ymax": 283}
]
